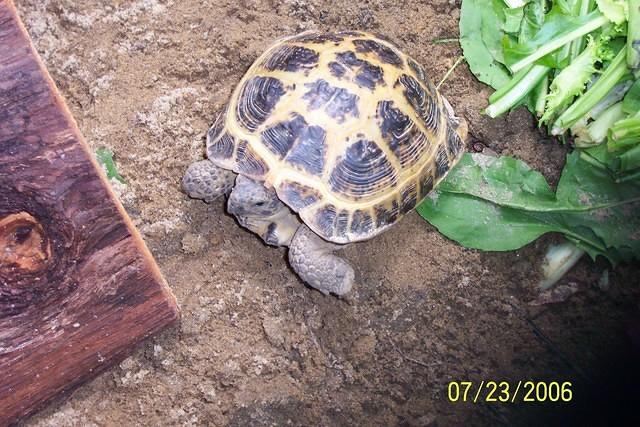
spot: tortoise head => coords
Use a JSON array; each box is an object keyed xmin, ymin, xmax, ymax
[{"xmin": 227, "ymin": 175, "xmax": 282, "ymax": 218}]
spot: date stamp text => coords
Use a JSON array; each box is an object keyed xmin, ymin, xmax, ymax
[{"xmin": 447, "ymin": 381, "xmax": 573, "ymax": 403}]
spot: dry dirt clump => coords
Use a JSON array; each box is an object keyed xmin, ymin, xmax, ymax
[{"xmin": 13, "ymin": 0, "xmax": 640, "ymax": 426}]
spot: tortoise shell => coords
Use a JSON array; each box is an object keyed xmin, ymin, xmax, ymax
[{"xmin": 207, "ymin": 30, "xmax": 466, "ymax": 244}]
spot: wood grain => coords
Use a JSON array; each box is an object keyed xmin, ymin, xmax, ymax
[{"xmin": 0, "ymin": 1, "xmax": 180, "ymax": 424}]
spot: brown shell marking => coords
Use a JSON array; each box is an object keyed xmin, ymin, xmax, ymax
[{"xmin": 209, "ymin": 30, "xmax": 465, "ymax": 243}]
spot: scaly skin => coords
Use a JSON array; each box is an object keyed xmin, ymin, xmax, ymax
[
  {"xmin": 288, "ymin": 225, "xmax": 355, "ymax": 296},
  {"xmin": 182, "ymin": 159, "xmax": 236, "ymax": 203}
]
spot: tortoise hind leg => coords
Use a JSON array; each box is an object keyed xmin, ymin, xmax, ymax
[
  {"xmin": 182, "ymin": 159, "xmax": 236, "ymax": 203},
  {"xmin": 288, "ymin": 225, "xmax": 355, "ymax": 296}
]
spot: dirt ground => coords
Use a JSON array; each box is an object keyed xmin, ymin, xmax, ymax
[{"xmin": 13, "ymin": 0, "xmax": 640, "ymax": 425}]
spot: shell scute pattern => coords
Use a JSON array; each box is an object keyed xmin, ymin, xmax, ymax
[
  {"xmin": 350, "ymin": 209, "xmax": 374, "ymax": 234},
  {"xmin": 261, "ymin": 113, "xmax": 327, "ymax": 176},
  {"xmin": 399, "ymin": 181, "xmax": 417, "ymax": 214},
  {"xmin": 377, "ymin": 100, "xmax": 430, "ymax": 168},
  {"xmin": 236, "ymin": 76, "xmax": 286, "ymax": 132},
  {"xmin": 208, "ymin": 31, "xmax": 465, "ymax": 243},
  {"xmin": 234, "ymin": 139, "xmax": 269, "ymax": 178},
  {"xmin": 333, "ymin": 51, "xmax": 385, "ymax": 90},
  {"xmin": 353, "ymin": 38, "xmax": 404, "ymax": 67},
  {"xmin": 418, "ymin": 168, "xmax": 434, "ymax": 199},
  {"xmin": 374, "ymin": 199, "xmax": 400, "ymax": 228},
  {"xmin": 263, "ymin": 45, "xmax": 319, "ymax": 73},
  {"xmin": 302, "ymin": 79, "xmax": 360, "ymax": 123},
  {"xmin": 396, "ymin": 74, "xmax": 440, "ymax": 133},
  {"xmin": 329, "ymin": 139, "xmax": 397, "ymax": 198},
  {"xmin": 278, "ymin": 180, "xmax": 321, "ymax": 210}
]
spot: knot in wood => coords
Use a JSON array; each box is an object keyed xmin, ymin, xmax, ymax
[{"xmin": 0, "ymin": 211, "xmax": 51, "ymax": 276}]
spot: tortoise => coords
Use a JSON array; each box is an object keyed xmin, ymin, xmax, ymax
[{"xmin": 182, "ymin": 30, "xmax": 467, "ymax": 296}]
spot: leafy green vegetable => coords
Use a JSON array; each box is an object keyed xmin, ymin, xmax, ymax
[
  {"xmin": 629, "ymin": 0, "xmax": 640, "ymax": 74},
  {"xmin": 503, "ymin": 6, "xmax": 525, "ymax": 34},
  {"xmin": 417, "ymin": 153, "xmax": 640, "ymax": 263},
  {"xmin": 459, "ymin": 0, "xmax": 512, "ymax": 89},
  {"xmin": 608, "ymin": 112, "xmax": 640, "ymax": 149},
  {"xmin": 503, "ymin": 9, "xmax": 608, "ymax": 72},
  {"xmin": 622, "ymin": 79, "xmax": 640, "ymax": 113},
  {"xmin": 485, "ymin": 64, "xmax": 550, "ymax": 117},
  {"xmin": 619, "ymin": 143, "xmax": 640, "ymax": 170},
  {"xmin": 595, "ymin": 0, "xmax": 629, "ymax": 24},
  {"xmin": 519, "ymin": 0, "xmax": 546, "ymax": 43},
  {"xmin": 569, "ymin": 0, "xmax": 595, "ymax": 61},
  {"xmin": 540, "ymin": 36, "xmax": 599, "ymax": 124},
  {"xmin": 534, "ymin": 74, "xmax": 550, "ymax": 116},
  {"xmin": 96, "ymin": 147, "xmax": 126, "ymax": 184},
  {"xmin": 451, "ymin": 0, "xmax": 640, "ymax": 274},
  {"xmin": 503, "ymin": 0, "xmax": 526, "ymax": 8},
  {"xmin": 551, "ymin": 47, "xmax": 631, "ymax": 134},
  {"xmin": 581, "ymin": 101, "xmax": 626, "ymax": 145}
]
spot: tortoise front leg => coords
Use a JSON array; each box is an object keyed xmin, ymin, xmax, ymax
[
  {"xmin": 288, "ymin": 225, "xmax": 355, "ymax": 296},
  {"xmin": 182, "ymin": 159, "xmax": 236, "ymax": 203}
]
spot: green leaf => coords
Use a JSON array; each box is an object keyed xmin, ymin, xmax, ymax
[
  {"xmin": 459, "ymin": 0, "xmax": 512, "ymax": 89},
  {"xmin": 418, "ymin": 192, "xmax": 557, "ymax": 250},
  {"xmin": 519, "ymin": 0, "xmax": 546, "ymax": 43},
  {"xmin": 95, "ymin": 147, "xmax": 126, "ymax": 184},
  {"xmin": 595, "ymin": 0, "xmax": 629, "ymax": 24},
  {"xmin": 619, "ymin": 144, "xmax": 640, "ymax": 171},
  {"xmin": 503, "ymin": 6, "xmax": 525, "ymax": 34},
  {"xmin": 608, "ymin": 113, "xmax": 640, "ymax": 150},
  {"xmin": 628, "ymin": 0, "xmax": 640, "ymax": 74},
  {"xmin": 540, "ymin": 36, "xmax": 599, "ymax": 124},
  {"xmin": 417, "ymin": 152, "xmax": 640, "ymax": 263},
  {"xmin": 434, "ymin": 154, "xmax": 559, "ymax": 209},
  {"xmin": 503, "ymin": 9, "xmax": 608, "ymax": 72},
  {"xmin": 622, "ymin": 79, "xmax": 640, "ymax": 113}
]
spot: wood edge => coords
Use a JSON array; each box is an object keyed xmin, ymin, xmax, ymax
[{"xmin": 6, "ymin": 0, "xmax": 180, "ymax": 319}]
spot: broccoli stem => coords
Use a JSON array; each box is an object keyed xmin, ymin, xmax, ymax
[
  {"xmin": 539, "ymin": 241, "xmax": 585, "ymax": 290},
  {"xmin": 485, "ymin": 65, "xmax": 550, "ymax": 118},
  {"xmin": 608, "ymin": 114, "xmax": 640, "ymax": 150},
  {"xmin": 578, "ymin": 102, "xmax": 626, "ymax": 146},
  {"xmin": 587, "ymin": 80, "xmax": 635, "ymax": 120},
  {"xmin": 619, "ymin": 144, "xmax": 640, "ymax": 171},
  {"xmin": 628, "ymin": 0, "xmax": 640, "ymax": 76},
  {"xmin": 551, "ymin": 48, "xmax": 631, "ymax": 134},
  {"xmin": 489, "ymin": 65, "xmax": 533, "ymax": 103},
  {"xmin": 509, "ymin": 13, "xmax": 608, "ymax": 73},
  {"xmin": 569, "ymin": 0, "xmax": 594, "ymax": 61},
  {"xmin": 535, "ymin": 75, "xmax": 549, "ymax": 117}
]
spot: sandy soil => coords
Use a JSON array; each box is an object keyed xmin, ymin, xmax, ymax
[{"xmin": 12, "ymin": 0, "xmax": 640, "ymax": 425}]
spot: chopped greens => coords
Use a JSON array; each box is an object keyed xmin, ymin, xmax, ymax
[
  {"xmin": 96, "ymin": 147, "xmax": 126, "ymax": 184},
  {"xmin": 418, "ymin": 0, "xmax": 640, "ymax": 285}
]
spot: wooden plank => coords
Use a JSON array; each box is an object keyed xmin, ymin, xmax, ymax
[{"xmin": 0, "ymin": 0, "xmax": 180, "ymax": 424}]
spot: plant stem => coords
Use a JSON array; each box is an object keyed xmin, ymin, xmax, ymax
[
  {"xmin": 580, "ymin": 102, "xmax": 625, "ymax": 146},
  {"xmin": 619, "ymin": 144, "xmax": 640, "ymax": 171},
  {"xmin": 628, "ymin": 0, "xmax": 640, "ymax": 76},
  {"xmin": 535, "ymin": 75, "xmax": 549, "ymax": 117},
  {"xmin": 437, "ymin": 56, "xmax": 464, "ymax": 89},
  {"xmin": 569, "ymin": 0, "xmax": 593, "ymax": 61},
  {"xmin": 608, "ymin": 115, "xmax": 640, "ymax": 150},
  {"xmin": 430, "ymin": 38, "xmax": 459, "ymax": 45},
  {"xmin": 551, "ymin": 48, "xmax": 630, "ymax": 134},
  {"xmin": 509, "ymin": 14, "xmax": 608, "ymax": 73},
  {"xmin": 485, "ymin": 65, "xmax": 550, "ymax": 118},
  {"xmin": 587, "ymin": 80, "xmax": 634, "ymax": 120},
  {"xmin": 539, "ymin": 241, "xmax": 585, "ymax": 289},
  {"xmin": 489, "ymin": 64, "xmax": 533, "ymax": 103}
]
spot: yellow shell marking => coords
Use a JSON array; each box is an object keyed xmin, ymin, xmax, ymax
[{"xmin": 208, "ymin": 31, "xmax": 466, "ymax": 243}]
